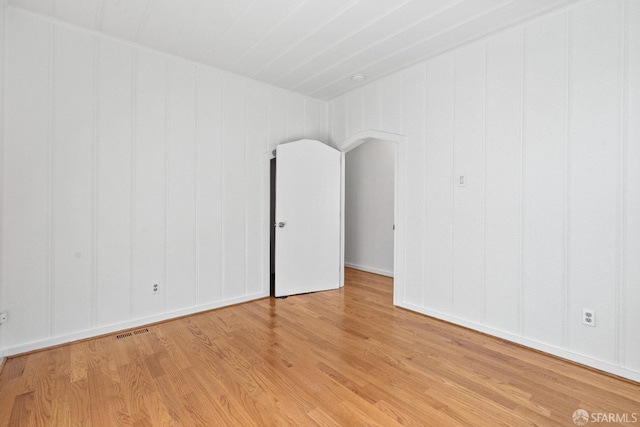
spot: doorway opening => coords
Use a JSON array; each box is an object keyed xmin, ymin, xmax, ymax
[
  {"xmin": 338, "ymin": 130, "xmax": 406, "ymax": 305},
  {"xmin": 344, "ymin": 139, "xmax": 395, "ymax": 278},
  {"xmin": 269, "ymin": 157, "xmax": 276, "ymax": 296}
]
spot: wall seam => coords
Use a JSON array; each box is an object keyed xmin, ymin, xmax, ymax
[
  {"xmin": 401, "ymin": 75, "xmax": 408, "ymax": 305},
  {"xmin": 130, "ymin": 48, "xmax": 137, "ymax": 320},
  {"xmin": 220, "ymin": 75, "xmax": 225, "ymax": 301},
  {"xmin": 617, "ymin": 0, "xmax": 628, "ymax": 367},
  {"xmin": 91, "ymin": 36, "xmax": 99, "ymax": 328},
  {"xmin": 399, "ymin": 74, "xmax": 406, "ymax": 304},
  {"xmin": 243, "ymin": 82, "xmax": 248, "ymax": 297},
  {"xmin": 47, "ymin": 22, "xmax": 55, "ymax": 337},
  {"xmin": 450, "ymin": 55, "xmax": 456, "ymax": 314},
  {"xmin": 422, "ymin": 64, "xmax": 428, "ymax": 309},
  {"xmin": 194, "ymin": 66, "xmax": 200, "ymax": 305},
  {"xmin": 481, "ymin": 43, "xmax": 487, "ymax": 325},
  {"xmin": 519, "ymin": 29, "xmax": 526, "ymax": 336},
  {"xmin": 163, "ymin": 59, "xmax": 169, "ymax": 312},
  {"xmin": 563, "ymin": 10, "xmax": 572, "ymax": 349}
]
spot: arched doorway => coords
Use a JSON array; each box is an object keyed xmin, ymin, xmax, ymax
[
  {"xmin": 338, "ymin": 130, "xmax": 406, "ymax": 305},
  {"xmin": 344, "ymin": 139, "xmax": 394, "ymax": 275}
]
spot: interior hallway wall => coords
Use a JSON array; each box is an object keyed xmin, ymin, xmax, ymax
[
  {"xmin": 0, "ymin": 6, "xmax": 328, "ymax": 355},
  {"xmin": 330, "ymin": 0, "xmax": 640, "ymax": 381}
]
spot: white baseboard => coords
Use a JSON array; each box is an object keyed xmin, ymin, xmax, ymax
[
  {"xmin": 1, "ymin": 292, "xmax": 267, "ymax": 357},
  {"xmin": 398, "ymin": 302, "xmax": 640, "ymax": 383},
  {"xmin": 345, "ymin": 262, "xmax": 393, "ymax": 277}
]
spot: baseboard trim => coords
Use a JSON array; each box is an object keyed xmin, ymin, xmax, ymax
[
  {"xmin": 345, "ymin": 262, "xmax": 393, "ymax": 278},
  {"xmin": 398, "ymin": 302, "xmax": 640, "ymax": 383},
  {"xmin": 1, "ymin": 292, "xmax": 267, "ymax": 357}
]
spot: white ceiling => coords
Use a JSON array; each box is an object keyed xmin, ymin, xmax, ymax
[{"xmin": 9, "ymin": 0, "xmax": 580, "ymax": 100}]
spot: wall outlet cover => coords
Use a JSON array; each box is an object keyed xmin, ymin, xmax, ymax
[{"xmin": 582, "ymin": 309, "xmax": 596, "ymax": 327}]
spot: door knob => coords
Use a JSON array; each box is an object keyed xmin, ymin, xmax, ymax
[{"xmin": 275, "ymin": 222, "xmax": 285, "ymax": 228}]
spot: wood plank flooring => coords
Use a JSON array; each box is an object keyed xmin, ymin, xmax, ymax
[{"xmin": 0, "ymin": 268, "xmax": 638, "ymax": 426}]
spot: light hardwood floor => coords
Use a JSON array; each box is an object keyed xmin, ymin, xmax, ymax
[{"xmin": 0, "ymin": 268, "xmax": 638, "ymax": 426}]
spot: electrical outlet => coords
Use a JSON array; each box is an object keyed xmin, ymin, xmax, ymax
[
  {"xmin": 583, "ymin": 309, "xmax": 596, "ymax": 327},
  {"xmin": 0, "ymin": 312, "xmax": 7, "ymax": 324},
  {"xmin": 152, "ymin": 283, "xmax": 160, "ymax": 294}
]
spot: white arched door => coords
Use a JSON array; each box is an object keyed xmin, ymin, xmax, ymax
[{"xmin": 275, "ymin": 139, "xmax": 341, "ymax": 297}]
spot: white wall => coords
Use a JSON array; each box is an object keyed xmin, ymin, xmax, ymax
[
  {"xmin": 345, "ymin": 140, "xmax": 395, "ymax": 276},
  {"xmin": 330, "ymin": 0, "xmax": 640, "ymax": 381},
  {"xmin": 0, "ymin": 7, "xmax": 327, "ymax": 355}
]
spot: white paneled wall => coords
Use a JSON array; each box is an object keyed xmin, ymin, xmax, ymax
[
  {"xmin": 521, "ymin": 12, "xmax": 567, "ymax": 348},
  {"xmin": 484, "ymin": 31, "xmax": 522, "ymax": 333},
  {"xmin": 52, "ymin": 25, "xmax": 94, "ymax": 335},
  {"xmin": 402, "ymin": 64, "xmax": 427, "ymax": 305},
  {"xmin": 452, "ymin": 45, "xmax": 484, "ymax": 324},
  {"xmin": 221, "ymin": 75, "xmax": 247, "ymax": 301},
  {"xmin": 330, "ymin": 0, "xmax": 640, "ymax": 380},
  {"xmin": 567, "ymin": 0, "xmax": 621, "ymax": 364},
  {"xmin": 424, "ymin": 55, "xmax": 454, "ymax": 313},
  {"xmin": 97, "ymin": 37, "xmax": 134, "ymax": 325},
  {"xmin": 4, "ymin": 8, "xmax": 51, "ymax": 349},
  {"xmin": 0, "ymin": 7, "xmax": 327, "ymax": 355},
  {"xmin": 135, "ymin": 49, "xmax": 168, "ymax": 318}
]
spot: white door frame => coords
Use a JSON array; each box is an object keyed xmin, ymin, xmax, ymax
[{"xmin": 337, "ymin": 130, "xmax": 406, "ymax": 306}]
